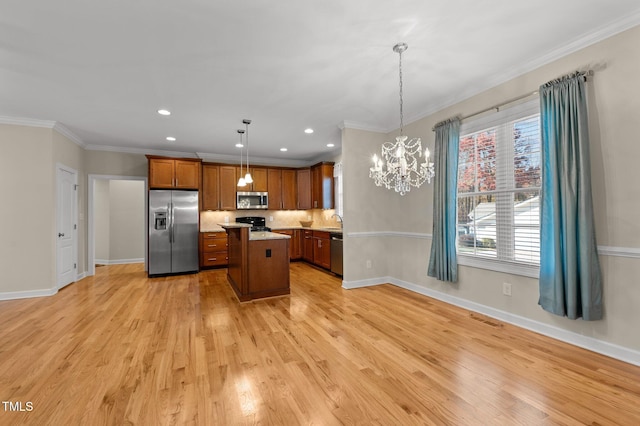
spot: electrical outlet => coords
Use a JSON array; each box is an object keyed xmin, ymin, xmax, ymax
[
  {"xmin": 307, "ymin": 215, "xmax": 312, "ymax": 221},
  {"xmin": 366, "ymin": 260, "xmax": 372, "ymax": 269},
  {"xmin": 269, "ymin": 216, "xmax": 274, "ymax": 222},
  {"xmin": 503, "ymin": 282, "xmax": 512, "ymax": 296},
  {"xmin": 224, "ymin": 216, "xmax": 229, "ymax": 223}
]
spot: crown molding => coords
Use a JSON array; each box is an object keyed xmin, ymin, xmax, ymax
[
  {"xmin": 0, "ymin": 116, "xmax": 86, "ymax": 147},
  {"xmin": 85, "ymin": 144, "xmax": 199, "ymax": 158},
  {"xmin": 338, "ymin": 120, "xmax": 387, "ymax": 134},
  {"xmin": 404, "ymin": 12, "xmax": 640, "ymax": 127},
  {"xmin": 195, "ymin": 152, "xmax": 312, "ymax": 168},
  {"xmin": 53, "ymin": 122, "xmax": 85, "ymax": 147},
  {"xmin": 0, "ymin": 115, "xmax": 56, "ymax": 128}
]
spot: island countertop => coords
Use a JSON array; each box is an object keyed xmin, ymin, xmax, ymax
[
  {"xmin": 216, "ymin": 223, "xmax": 291, "ymax": 241},
  {"xmin": 249, "ymin": 231, "xmax": 291, "ymax": 241}
]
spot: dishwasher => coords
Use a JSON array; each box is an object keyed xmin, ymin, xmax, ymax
[{"xmin": 330, "ymin": 233, "xmax": 343, "ymax": 276}]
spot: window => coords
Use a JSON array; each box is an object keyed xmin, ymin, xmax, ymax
[
  {"xmin": 333, "ymin": 162, "xmax": 343, "ymax": 217},
  {"xmin": 456, "ymin": 99, "xmax": 540, "ymax": 276}
]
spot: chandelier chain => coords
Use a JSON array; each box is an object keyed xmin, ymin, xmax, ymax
[{"xmin": 398, "ymin": 48, "xmax": 404, "ymax": 136}]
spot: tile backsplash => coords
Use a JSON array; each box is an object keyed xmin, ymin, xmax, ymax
[{"xmin": 200, "ymin": 209, "xmax": 342, "ymax": 231}]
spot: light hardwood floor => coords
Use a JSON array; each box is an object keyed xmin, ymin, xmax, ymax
[{"xmin": 0, "ymin": 263, "xmax": 638, "ymax": 425}]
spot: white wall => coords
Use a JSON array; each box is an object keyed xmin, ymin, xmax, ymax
[
  {"xmin": 0, "ymin": 125, "xmax": 54, "ymax": 296},
  {"xmin": 94, "ymin": 179, "xmax": 145, "ymax": 264},
  {"xmin": 342, "ymin": 25, "xmax": 640, "ymax": 359},
  {"xmin": 108, "ymin": 180, "xmax": 145, "ymax": 262}
]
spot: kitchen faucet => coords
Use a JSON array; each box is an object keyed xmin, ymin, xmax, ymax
[{"xmin": 331, "ymin": 213, "xmax": 343, "ymax": 228}]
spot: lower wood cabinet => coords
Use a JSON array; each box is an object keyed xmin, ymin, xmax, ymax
[
  {"xmin": 273, "ymin": 229, "xmax": 303, "ymax": 260},
  {"xmin": 312, "ymin": 230, "xmax": 331, "ymax": 269},
  {"xmin": 302, "ymin": 230, "xmax": 314, "ymax": 262},
  {"xmin": 200, "ymin": 232, "xmax": 228, "ymax": 267}
]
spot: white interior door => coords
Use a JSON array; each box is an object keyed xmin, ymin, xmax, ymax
[{"xmin": 57, "ymin": 165, "xmax": 77, "ymax": 289}]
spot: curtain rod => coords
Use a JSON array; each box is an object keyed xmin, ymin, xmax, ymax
[{"xmin": 432, "ymin": 70, "xmax": 593, "ymax": 131}]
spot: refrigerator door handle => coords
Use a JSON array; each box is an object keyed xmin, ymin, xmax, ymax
[{"xmin": 168, "ymin": 202, "xmax": 174, "ymax": 243}]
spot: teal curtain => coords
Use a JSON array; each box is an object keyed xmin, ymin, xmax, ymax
[
  {"xmin": 539, "ymin": 72, "xmax": 602, "ymax": 320},
  {"xmin": 428, "ymin": 118, "xmax": 460, "ymax": 282}
]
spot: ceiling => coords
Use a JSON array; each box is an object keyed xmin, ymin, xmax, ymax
[{"xmin": 2, "ymin": 1, "xmax": 640, "ymax": 166}]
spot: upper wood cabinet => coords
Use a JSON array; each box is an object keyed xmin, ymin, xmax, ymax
[
  {"xmin": 297, "ymin": 168, "xmax": 312, "ymax": 210},
  {"xmin": 251, "ymin": 168, "xmax": 268, "ymax": 192},
  {"xmin": 281, "ymin": 169, "xmax": 297, "ymax": 210},
  {"xmin": 268, "ymin": 168, "xmax": 298, "ymax": 210},
  {"xmin": 311, "ymin": 162, "xmax": 334, "ymax": 209},
  {"xmin": 202, "ymin": 164, "xmax": 236, "ymax": 210},
  {"xmin": 267, "ymin": 169, "xmax": 283, "ymax": 210},
  {"xmin": 148, "ymin": 157, "xmax": 201, "ymax": 189},
  {"xmin": 202, "ymin": 164, "xmax": 221, "ymax": 210},
  {"xmin": 219, "ymin": 166, "xmax": 237, "ymax": 210},
  {"xmin": 235, "ymin": 167, "xmax": 268, "ymax": 192}
]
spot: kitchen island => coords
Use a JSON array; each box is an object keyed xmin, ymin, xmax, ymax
[{"xmin": 219, "ymin": 223, "xmax": 291, "ymax": 302}]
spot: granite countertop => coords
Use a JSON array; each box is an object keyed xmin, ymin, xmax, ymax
[
  {"xmin": 217, "ymin": 222, "xmax": 252, "ymax": 229},
  {"xmin": 215, "ymin": 223, "xmax": 289, "ymax": 240},
  {"xmin": 249, "ymin": 231, "xmax": 291, "ymax": 241},
  {"xmin": 200, "ymin": 227, "xmax": 226, "ymax": 233},
  {"xmin": 202, "ymin": 224, "xmax": 342, "ymax": 234},
  {"xmin": 270, "ymin": 226, "xmax": 343, "ymax": 234}
]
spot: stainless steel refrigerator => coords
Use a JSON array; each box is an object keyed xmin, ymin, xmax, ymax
[{"xmin": 148, "ymin": 190, "xmax": 199, "ymax": 276}]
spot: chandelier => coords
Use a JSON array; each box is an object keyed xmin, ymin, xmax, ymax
[{"xmin": 369, "ymin": 43, "xmax": 435, "ymax": 196}]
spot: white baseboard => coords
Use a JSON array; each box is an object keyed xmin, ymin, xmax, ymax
[
  {"xmin": 95, "ymin": 258, "xmax": 144, "ymax": 265},
  {"xmin": 343, "ymin": 276, "xmax": 640, "ymax": 367},
  {"xmin": 0, "ymin": 288, "xmax": 58, "ymax": 301}
]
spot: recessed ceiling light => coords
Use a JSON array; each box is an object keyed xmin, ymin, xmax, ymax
[
  {"xmin": 327, "ymin": 143, "xmax": 335, "ymax": 148},
  {"xmin": 166, "ymin": 136, "xmax": 176, "ymax": 142},
  {"xmin": 157, "ymin": 109, "xmax": 171, "ymax": 116},
  {"xmin": 304, "ymin": 128, "xmax": 314, "ymax": 134},
  {"xmin": 280, "ymin": 148, "xmax": 288, "ymax": 152}
]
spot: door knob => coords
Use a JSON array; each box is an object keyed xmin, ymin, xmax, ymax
[{"xmin": 58, "ymin": 233, "xmax": 65, "ymax": 237}]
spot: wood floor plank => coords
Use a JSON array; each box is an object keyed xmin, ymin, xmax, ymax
[{"xmin": 0, "ymin": 262, "xmax": 639, "ymax": 425}]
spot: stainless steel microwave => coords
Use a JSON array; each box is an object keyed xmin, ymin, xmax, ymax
[{"xmin": 237, "ymin": 192, "xmax": 268, "ymax": 209}]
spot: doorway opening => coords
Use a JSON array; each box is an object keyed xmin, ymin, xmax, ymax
[{"xmin": 87, "ymin": 175, "xmax": 147, "ymax": 277}]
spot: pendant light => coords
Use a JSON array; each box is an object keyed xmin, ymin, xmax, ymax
[
  {"xmin": 243, "ymin": 119, "xmax": 253, "ymax": 184},
  {"xmin": 237, "ymin": 129, "xmax": 246, "ymax": 187}
]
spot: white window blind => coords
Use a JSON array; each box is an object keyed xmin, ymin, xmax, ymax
[
  {"xmin": 457, "ymin": 99, "xmax": 540, "ymax": 276},
  {"xmin": 333, "ymin": 162, "xmax": 343, "ymax": 217}
]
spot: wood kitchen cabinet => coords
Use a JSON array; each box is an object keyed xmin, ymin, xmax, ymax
[
  {"xmin": 219, "ymin": 166, "xmax": 237, "ymax": 210},
  {"xmin": 302, "ymin": 229, "xmax": 314, "ymax": 262},
  {"xmin": 282, "ymin": 169, "xmax": 297, "ymax": 210},
  {"xmin": 148, "ymin": 156, "xmax": 201, "ymax": 189},
  {"xmin": 268, "ymin": 168, "xmax": 298, "ymax": 210},
  {"xmin": 311, "ymin": 162, "xmax": 334, "ymax": 209},
  {"xmin": 202, "ymin": 164, "xmax": 236, "ymax": 210},
  {"xmin": 312, "ymin": 230, "xmax": 331, "ymax": 269},
  {"xmin": 236, "ymin": 167, "xmax": 267, "ymax": 192},
  {"xmin": 267, "ymin": 168, "xmax": 282, "ymax": 210},
  {"xmin": 273, "ymin": 229, "xmax": 302, "ymax": 260},
  {"xmin": 297, "ymin": 169, "xmax": 312, "ymax": 210},
  {"xmin": 200, "ymin": 232, "xmax": 228, "ymax": 268}
]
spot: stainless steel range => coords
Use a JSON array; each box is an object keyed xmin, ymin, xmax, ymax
[{"xmin": 235, "ymin": 216, "xmax": 271, "ymax": 232}]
